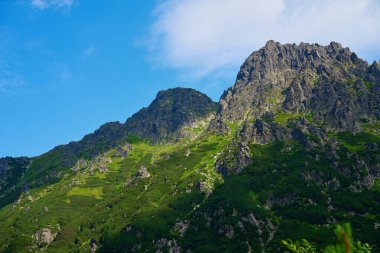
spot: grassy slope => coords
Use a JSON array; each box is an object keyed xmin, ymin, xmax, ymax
[
  {"xmin": 0, "ymin": 121, "xmax": 379, "ymax": 252},
  {"xmin": 0, "ymin": 134, "xmax": 229, "ymax": 252}
]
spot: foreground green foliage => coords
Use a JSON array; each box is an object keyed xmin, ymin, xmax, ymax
[{"xmin": 283, "ymin": 224, "xmax": 372, "ymax": 253}]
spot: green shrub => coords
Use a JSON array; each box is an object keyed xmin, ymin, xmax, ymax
[{"xmin": 282, "ymin": 224, "xmax": 372, "ymax": 253}]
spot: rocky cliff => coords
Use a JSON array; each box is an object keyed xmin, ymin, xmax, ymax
[
  {"xmin": 125, "ymin": 87, "xmax": 218, "ymax": 140},
  {"xmin": 211, "ymin": 41, "xmax": 380, "ymax": 176},
  {"xmin": 211, "ymin": 40, "xmax": 380, "ymax": 133}
]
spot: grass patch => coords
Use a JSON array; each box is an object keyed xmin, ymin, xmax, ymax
[
  {"xmin": 336, "ymin": 132, "xmax": 380, "ymax": 151},
  {"xmin": 68, "ymin": 187, "xmax": 103, "ymax": 199},
  {"xmin": 274, "ymin": 112, "xmax": 301, "ymax": 125}
]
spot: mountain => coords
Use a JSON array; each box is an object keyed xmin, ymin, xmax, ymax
[
  {"xmin": 0, "ymin": 42, "xmax": 379, "ymax": 253},
  {"xmin": 53, "ymin": 87, "xmax": 218, "ymax": 166},
  {"xmin": 213, "ymin": 40, "xmax": 379, "ymax": 131},
  {"xmin": 0, "ymin": 88, "xmax": 217, "ymax": 209},
  {"xmin": 212, "ymin": 40, "xmax": 380, "ymax": 176},
  {"xmin": 125, "ymin": 87, "xmax": 218, "ymax": 140}
]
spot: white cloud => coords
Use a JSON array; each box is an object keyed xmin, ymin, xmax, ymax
[
  {"xmin": 31, "ymin": 0, "xmax": 76, "ymax": 10},
  {"xmin": 148, "ymin": 0, "xmax": 380, "ymax": 78},
  {"xmin": 31, "ymin": 0, "xmax": 48, "ymax": 10}
]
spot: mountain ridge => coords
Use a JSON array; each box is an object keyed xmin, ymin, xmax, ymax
[{"xmin": 0, "ymin": 41, "xmax": 379, "ymax": 253}]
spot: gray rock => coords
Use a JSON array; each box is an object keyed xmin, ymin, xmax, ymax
[
  {"xmin": 184, "ymin": 148, "xmax": 191, "ymax": 157},
  {"xmin": 174, "ymin": 220, "xmax": 189, "ymax": 237},
  {"xmin": 210, "ymin": 40, "xmax": 380, "ymax": 142},
  {"xmin": 167, "ymin": 239, "xmax": 181, "ymax": 253},
  {"xmin": 33, "ymin": 228, "xmax": 56, "ymax": 247},
  {"xmin": 135, "ymin": 166, "xmax": 150, "ymax": 178},
  {"xmin": 196, "ymin": 181, "xmax": 209, "ymax": 194},
  {"xmin": 114, "ymin": 147, "xmax": 128, "ymax": 157},
  {"xmin": 219, "ymin": 224, "xmax": 235, "ymax": 239}
]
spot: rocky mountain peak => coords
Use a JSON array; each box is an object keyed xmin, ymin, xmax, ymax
[
  {"xmin": 43, "ymin": 87, "xmax": 217, "ymax": 168},
  {"xmin": 211, "ymin": 41, "xmax": 379, "ymax": 132},
  {"xmin": 125, "ymin": 87, "xmax": 218, "ymax": 139}
]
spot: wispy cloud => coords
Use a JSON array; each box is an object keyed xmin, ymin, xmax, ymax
[
  {"xmin": 0, "ymin": 61, "xmax": 24, "ymax": 94},
  {"xmin": 83, "ymin": 45, "xmax": 96, "ymax": 58},
  {"xmin": 0, "ymin": 75, "xmax": 24, "ymax": 93},
  {"xmin": 30, "ymin": 0, "xmax": 77, "ymax": 10},
  {"xmin": 147, "ymin": 0, "xmax": 380, "ymax": 79}
]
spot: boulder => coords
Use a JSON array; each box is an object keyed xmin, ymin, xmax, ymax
[
  {"xmin": 115, "ymin": 147, "xmax": 128, "ymax": 157},
  {"xmin": 135, "ymin": 166, "xmax": 150, "ymax": 178},
  {"xmin": 33, "ymin": 228, "xmax": 56, "ymax": 247}
]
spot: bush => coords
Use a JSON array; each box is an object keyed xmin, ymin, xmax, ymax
[{"xmin": 282, "ymin": 224, "xmax": 372, "ymax": 253}]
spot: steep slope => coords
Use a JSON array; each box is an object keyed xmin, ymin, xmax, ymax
[
  {"xmin": 0, "ymin": 157, "xmax": 31, "ymax": 207},
  {"xmin": 212, "ymin": 40, "xmax": 380, "ymax": 131},
  {"xmin": 212, "ymin": 41, "xmax": 380, "ymax": 176},
  {"xmin": 125, "ymin": 88, "xmax": 218, "ymax": 140}
]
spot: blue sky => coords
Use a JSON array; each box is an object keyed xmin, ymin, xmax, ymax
[{"xmin": 1, "ymin": 0, "xmax": 380, "ymax": 157}]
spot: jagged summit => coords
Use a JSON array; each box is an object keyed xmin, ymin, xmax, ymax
[{"xmin": 211, "ymin": 40, "xmax": 379, "ymax": 132}]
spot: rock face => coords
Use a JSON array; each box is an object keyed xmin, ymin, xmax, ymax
[
  {"xmin": 135, "ymin": 166, "xmax": 150, "ymax": 178},
  {"xmin": 0, "ymin": 157, "xmax": 31, "ymax": 199},
  {"xmin": 211, "ymin": 41, "xmax": 380, "ymax": 175},
  {"xmin": 33, "ymin": 228, "xmax": 56, "ymax": 248},
  {"xmin": 211, "ymin": 41, "xmax": 380, "ymax": 133},
  {"xmin": 114, "ymin": 146, "xmax": 129, "ymax": 158},
  {"xmin": 125, "ymin": 88, "xmax": 218, "ymax": 140}
]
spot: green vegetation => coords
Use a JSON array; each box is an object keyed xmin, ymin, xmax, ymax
[
  {"xmin": 68, "ymin": 187, "xmax": 103, "ymax": 199},
  {"xmin": 283, "ymin": 224, "xmax": 373, "ymax": 253},
  {"xmin": 274, "ymin": 112, "xmax": 302, "ymax": 124},
  {"xmin": 274, "ymin": 111, "xmax": 313, "ymax": 125},
  {"xmin": 0, "ymin": 134, "xmax": 231, "ymax": 252},
  {"xmin": 0, "ymin": 111, "xmax": 379, "ymax": 252},
  {"xmin": 336, "ymin": 132, "xmax": 380, "ymax": 151},
  {"xmin": 1, "ymin": 125, "xmax": 379, "ymax": 252}
]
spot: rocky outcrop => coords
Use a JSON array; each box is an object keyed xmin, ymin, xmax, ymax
[
  {"xmin": 32, "ymin": 228, "xmax": 56, "ymax": 249},
  {"xmin": 210, "ymin": 41, "xmax": 380, "ymax": 134},
  {"xmin": 114, "ymin": 147, "xmax": 128, "ymax": 157},
  {"xmin": 196, "ymin": 181, "xmax": 207, "ymax": 193},
  {"xmin": 135, "ymin": 166, "xmax": 150, "ymax": 179},
  {"xmin": 210, "ymin": 41, "xmax": 380, "ymax": 176},
  {"xmin": 0, "ymin": 157, "xmax": 31, "ymax": 201},
  {"xmin": 125, "ymin": 88, "xmax": 218, "ymax": 141},
  {"xmin": 173, "ymin": 220, "xmax": 189, "ymax": 237}
]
